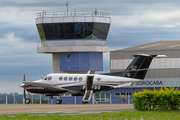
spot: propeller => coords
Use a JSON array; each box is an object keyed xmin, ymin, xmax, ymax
[{"xmin": 23, "ymin": 73, "xmax": 26, "ymax": 103}]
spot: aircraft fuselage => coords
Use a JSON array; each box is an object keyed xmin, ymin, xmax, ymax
[{"xmin": 21, "ymin": 73, "xmax": 141, "ymax": 96}]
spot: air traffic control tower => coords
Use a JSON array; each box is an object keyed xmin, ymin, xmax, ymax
[{"xmin": 36, "ymin": 10, "xmax": 111, "ymax": 73}]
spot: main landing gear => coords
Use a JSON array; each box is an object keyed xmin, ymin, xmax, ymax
[
  {"xmin": 25, "ymin": 98, "xmax": 31, "ymax": 104},
  {"xmin": 82, "ymin": 101, "xmax": 88, "ymax": 104},
  {"xmin": 56, "ymin": 99, "xmax": 62, "ymax": 104},
  {"xmin": 55, "ymin": 94, "xmax": 62, "ymax": 104}
]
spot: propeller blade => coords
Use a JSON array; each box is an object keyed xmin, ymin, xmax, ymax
[
  {"xmin": 23, "ymin": 73, "xmax": 26, "ymax": 103},
  {"xmin": 23, "ymin": 88, "xmax": 26, "ymax": 99},
  {"xmin": 23, "ymin": 73, "xmax": 26, "ymax": 81}
]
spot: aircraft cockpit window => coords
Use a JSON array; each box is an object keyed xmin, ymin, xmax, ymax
[
  {"xmin": 74, "ymin": 77, "xmax": 77, "ymax": 81},
  {"xmin": 59, "ymin": 77, "xmax": 63, "ymax": 81},
  {"xmin": 44, "ymin": 77, "xmax": 47, "ymax": 80},
  {"xmin": 79, "ymin": 77, "xmax": 83, "ymax": 81},
  {"xmin": 69, "ymin": 77, "xmax": 72, "ymax": 81},
  {"xmin": 48, "ymin": 76, "xmax": 52, "ymax": 80},
  {"xmin": 97, "ymin": 78, "xmax": 101, "ymax": 81},
  {"xmin": 64, "ymin": 77, "xmax": 68, "ymax": 81}
]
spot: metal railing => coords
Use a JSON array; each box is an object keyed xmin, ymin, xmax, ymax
[
  {"xmin": 37, "ymin": 11, "xmax": 110, "ymax": 18},
  {"xmin": 37, "ymin": 39, "xmax": 107, "ymax": 48}
]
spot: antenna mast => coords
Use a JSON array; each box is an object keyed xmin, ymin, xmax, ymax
[{"xmin": 66, "ymin": 1, "xmax": 68, "ymax": 16}]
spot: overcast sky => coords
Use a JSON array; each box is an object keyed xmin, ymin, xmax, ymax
[{"xmin": 1, "ymin": 0, "xmax": 180, "ymax": 93}]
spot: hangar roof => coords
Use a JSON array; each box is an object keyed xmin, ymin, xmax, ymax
[{"xmin": 112, "ymin": 41, "xmax": 180, "ymax": 52}]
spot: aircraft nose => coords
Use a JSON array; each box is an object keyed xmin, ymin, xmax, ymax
[{"xmin": 20, "ymin": 83, "xmax": 26, "ymax": 88}]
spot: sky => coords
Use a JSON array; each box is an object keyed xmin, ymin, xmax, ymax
[{"xmin": 1, "ymin": 0, "xmax": 180, "ymax": 93}]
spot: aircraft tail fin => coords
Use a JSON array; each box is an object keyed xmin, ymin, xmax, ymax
[{"xmin": 122, "ymin": 54, "xmax": 167, "ymax": 80}]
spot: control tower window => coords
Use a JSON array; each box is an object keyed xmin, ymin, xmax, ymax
[
  {"xmin": 66, "ymin": 53, "xmax": 71, "ymax": 61},
  {"xmin": 39, "ymin": 22, "xmax": 110, "ymax": 40}
]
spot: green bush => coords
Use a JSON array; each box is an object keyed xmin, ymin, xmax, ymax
[{"xmin": 133, "ymin": 87, "xmax": 180, "ymax": 110}]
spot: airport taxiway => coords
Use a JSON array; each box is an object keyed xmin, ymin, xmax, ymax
[{"xmin": 0, "ymin": 104, "xmax": 134, "ymax": 115}]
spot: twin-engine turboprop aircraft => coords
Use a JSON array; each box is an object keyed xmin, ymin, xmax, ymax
[{"xmin": 20, "ymin": 53, "xmax": 166, "ymax": 104}]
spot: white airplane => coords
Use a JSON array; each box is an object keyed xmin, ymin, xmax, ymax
[{"xmin": 20, "ymin": 53, "xmax": 166, "ymax": 104}]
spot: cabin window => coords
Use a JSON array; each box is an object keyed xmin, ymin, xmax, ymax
[
  {"xmin": 97, "ymin": 78, "xmax": 101, "ymax": 81},
  {"xmin": 64, "ymin": 77, "xmax": 68, "ymax": 81},
  {"xmin": 47, "ymin": 76, "xmax": 52, "ymax": 80},
  {"xmin": 74, "ymin": 77, "xmax": 77, "ymax": 81},
  {"xmin": 95, "ymin": 93, "xmax": 110, "ymax": 102},
  {"xmin": 59, "ymin": 77, "xmax": 63, "ymax": 81},
  {"xmin": 79, "ymin": 77, "xmax": 83, "ymax": 81},
  {"xmin": 69, "ymin": 77, "xmax": 72, "ymax": 81},
  {"xmin": 66, "ymin": 53, "xmax": 71, "ymax": 61}
]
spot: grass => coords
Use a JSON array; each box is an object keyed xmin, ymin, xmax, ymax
[{"xmin": 1, "ymin": 110, "xmax": 180, "ymax": 120}]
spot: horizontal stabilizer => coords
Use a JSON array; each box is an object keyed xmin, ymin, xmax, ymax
[
  {"xmin": 113, "ymin": 82, "xmax": 139, "ymax": 88},
  {"xmin": 156, "ymin": 55, "xmax": 167, "ymax": 57}
]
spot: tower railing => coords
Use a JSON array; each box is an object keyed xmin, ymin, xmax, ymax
[
  {"xmin": 37, "ymin": 39, "xmax": 107, "ymax": 48},
  {"xmin": 37, "ymin": 11, "xmax": 110, "ymax": 18}
]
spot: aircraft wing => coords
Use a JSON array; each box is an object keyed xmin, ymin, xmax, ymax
[{"xmin": 23, "ymin": 82, "xmax": 66, "ymax": 91}]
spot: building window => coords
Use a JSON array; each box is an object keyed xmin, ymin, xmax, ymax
[
  {"xmin": 114, "ymin": 92, "xmax": 131, "ymax": 97},
  {"xmin": 114, "ymin": 93, "xmax": 120, "ymax": 96},
  {"xmin": 66, "ymin": 53, "xmax": 71, "ymax": 61},
  {"xmin": 95, "ymin": 93, "xmax": 110, "ymax": 102},
  {"xmin": 59, "ymin": 77, "xmax": 63, "ymax": 81}
]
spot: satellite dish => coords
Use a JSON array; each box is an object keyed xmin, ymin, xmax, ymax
[{"xmin": 120, "ymin": 95, "xmax": 127, "ymax": 103}]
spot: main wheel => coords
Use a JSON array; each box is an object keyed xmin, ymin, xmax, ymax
[
  {"xmin": 56, "ymin": 99, "xmax": 62, "ymax": 104},
  {"xmin": 25, "ymin": 98, "xmax": 31, "ymax": 104},
  {"xmin": 82, "ymin": 101, "xmax": 88, "ymax": 104}
]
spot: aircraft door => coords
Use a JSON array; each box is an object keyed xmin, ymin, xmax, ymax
[{"xmin": 82, "ymin": 76, "xmax": 94, "ymax": 104}]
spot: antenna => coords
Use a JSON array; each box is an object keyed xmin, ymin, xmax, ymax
[{"xmin": 66, "ymin": 1, "xmax": 68, "ymax": 16}]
